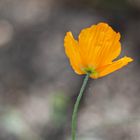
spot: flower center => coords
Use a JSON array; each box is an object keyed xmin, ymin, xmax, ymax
[
  {"xmin": 83, "ymin": 67, "xmax": 93, "ymax": 75},
  {"xmin": 82, "ymin": 67, "xmax": 98, "ymax": 77}
]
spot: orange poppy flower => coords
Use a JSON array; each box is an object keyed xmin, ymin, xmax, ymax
[{"xmin": 64, "ymin": 23, "xmax": 133, "ymax": 79}]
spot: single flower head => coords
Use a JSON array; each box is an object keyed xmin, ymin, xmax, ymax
[{"xmin": 64, "ymin": 22, "xmax": 133, "ymax": 79}]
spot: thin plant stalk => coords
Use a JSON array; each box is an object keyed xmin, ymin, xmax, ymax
[{"xmin": 71, "ymin": 73, "xmax": 90, "ymax": 140}]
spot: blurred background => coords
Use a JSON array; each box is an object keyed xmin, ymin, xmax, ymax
[{"xmin": 0, "ymin": 0, "xmax": 139, "ymax": 140}]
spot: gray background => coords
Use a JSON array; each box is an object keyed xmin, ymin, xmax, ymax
[{"xmin": 0, "ymin": 0, "xmax": 139, "ymax": 140}]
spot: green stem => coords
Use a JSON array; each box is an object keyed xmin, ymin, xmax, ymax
[{"xmin": 72, "ymin": 74, "xmax": 90, "ymax": 140}]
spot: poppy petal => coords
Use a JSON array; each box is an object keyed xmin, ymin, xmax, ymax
[
  {"xmin": 64, "ymin": 32, "xmax": 84, "ymax": 74},
  {"xmin": 78, "ymin": 23, "xmax": 121, "ymax": 68},
  {"xmin": 97, "ymin": 56, "xmax": 133, "ymax": 78}
]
